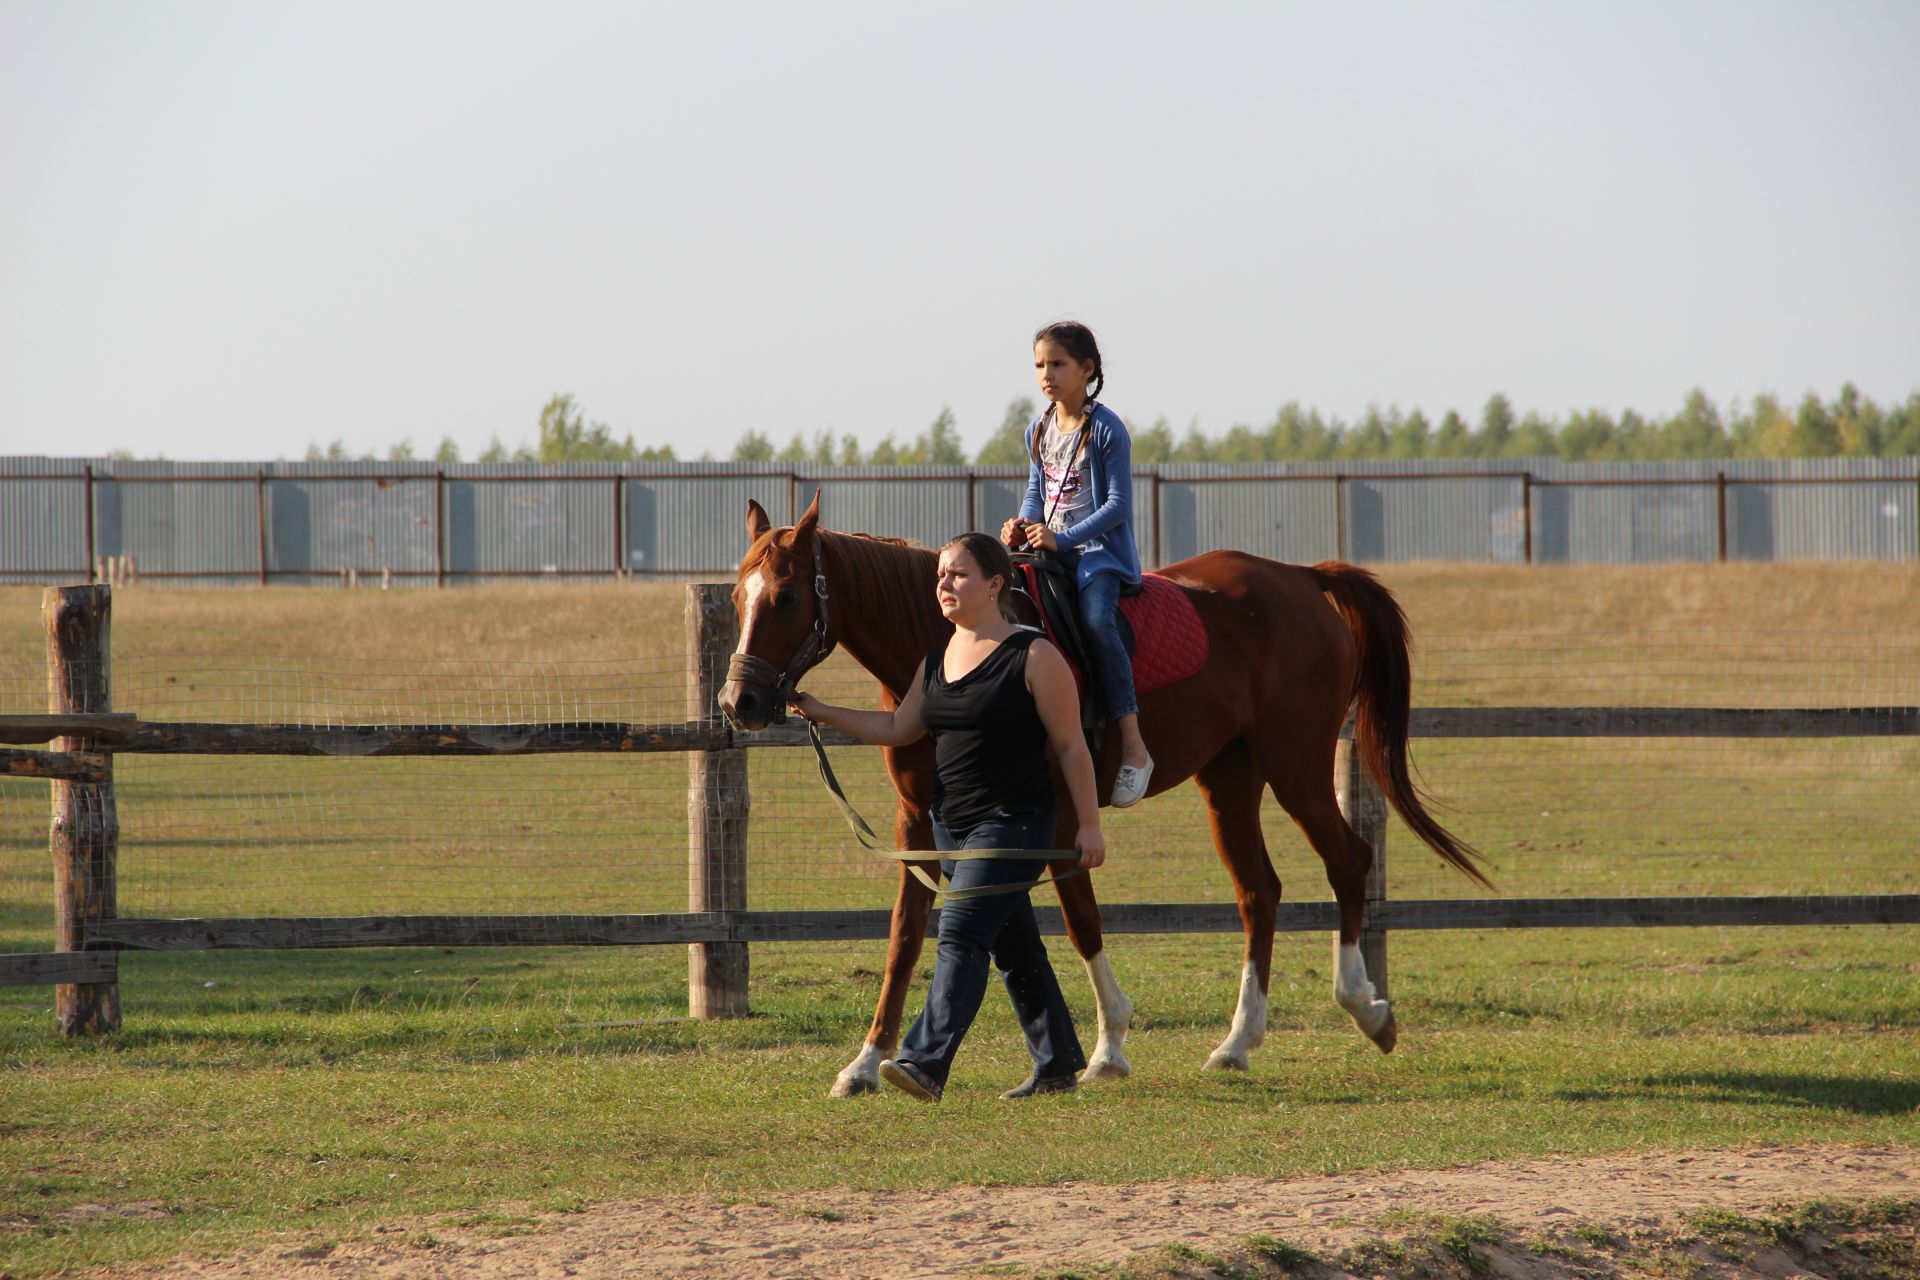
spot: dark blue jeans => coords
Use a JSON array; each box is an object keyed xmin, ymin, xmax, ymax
[
  {"xmin": 896, "ymin": 808, "xmax": 1087, "ymax": 1088},
  {"xmin": 1056, "ymin": 557, "xmax": 1139, "ymax": 720}
]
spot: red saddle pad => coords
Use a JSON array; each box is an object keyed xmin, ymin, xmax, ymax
[
  {"xmin": 1019, "ymin": 567, "xmax": 1209, "ymax": 698},
  {"xmin": 1121, "ymin": 574, "xmax": 1210, "ymax": 694}
]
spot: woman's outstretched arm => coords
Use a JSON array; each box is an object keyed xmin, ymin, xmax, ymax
[{"xmin": 789, "ymin": 676, "xmax": 927, "ymax": 748}]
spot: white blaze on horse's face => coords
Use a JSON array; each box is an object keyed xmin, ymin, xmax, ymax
[{"xmin": 734, "ymin": 568, "xmax": 770, "ymax": 658}]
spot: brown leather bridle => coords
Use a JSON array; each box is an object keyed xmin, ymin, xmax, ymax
[{"xmin": 724, "ymin": 539, "xmax": 835, "ymax": 723}]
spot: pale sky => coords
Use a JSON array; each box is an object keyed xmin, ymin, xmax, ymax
[{"xmin": 3, "ymin": 1, "xmax": 1916, "ymax": 463}]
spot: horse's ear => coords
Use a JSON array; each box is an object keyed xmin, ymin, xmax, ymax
[
  {"xmin": 745, "ymin": 500, "xmax": 772, "ymax": 541},
  {"xmin": 793, "ymin": 489, "xmax": 822, "ymax": 540}
]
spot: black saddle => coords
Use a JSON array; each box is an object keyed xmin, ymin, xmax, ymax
[{"xmin": 1009, "ymin": 552, "xmax": 1139, "ymax": 734}]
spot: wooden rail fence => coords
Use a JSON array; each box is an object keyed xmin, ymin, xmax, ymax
[{"xmin": 3, "ymin": 584, "xmax": 1916, "ymax": 1035}]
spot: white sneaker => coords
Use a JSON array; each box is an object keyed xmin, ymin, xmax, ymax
[{"xmin": 1111, "ymin": 757, "xmax": 1154, "ymax": 808}]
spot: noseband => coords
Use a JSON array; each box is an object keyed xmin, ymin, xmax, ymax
[{"xmin": 725, "ymin": 540, "xmax": 834, "ymax": 722}]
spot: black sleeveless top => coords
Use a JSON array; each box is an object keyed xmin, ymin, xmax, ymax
[{"xmin": 920, "ymin": 628, "xmax": 1055, "ymax": 830}]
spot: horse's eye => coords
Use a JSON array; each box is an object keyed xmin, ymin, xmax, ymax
[{"xmin": 773, "ymin": 591, "xmax": 796, "ymax": 609}]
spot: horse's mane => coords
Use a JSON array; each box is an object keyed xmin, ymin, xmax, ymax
[
  {"xmin": 742, "ymin": 524, "xmax": 948, "ymax": 670},
  {"xmin": 819, "ymin": 529, "xmax": 946, "ymax": 658},
  {"xmin": 821, "ymin": 530, "xmax": 938, "ymax": 599},
  {"xmin": 840, "ymin": 531, "xmax": 919, "ymax": 550},
  {"xmin": 744, "ymin": 527, "xmax": 929, "ymax": 575}
]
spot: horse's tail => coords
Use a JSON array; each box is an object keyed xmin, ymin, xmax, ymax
[{"xmin": 1308, "ymin": 561, "xmax": 1494, "ymax": 889}]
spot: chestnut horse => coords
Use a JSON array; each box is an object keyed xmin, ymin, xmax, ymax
[{"xmin": 718, "ymin": 493, "xmax": 1488, "ymax": 1096}]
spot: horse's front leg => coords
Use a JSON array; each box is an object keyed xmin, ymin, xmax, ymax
[
  {"xmin": 832, "ymin": 861, "xmax": 935, "ymax": 1096},
  {"xmin": 833, "ymin": 739, "xmax": 938, "ymax": 1098}
]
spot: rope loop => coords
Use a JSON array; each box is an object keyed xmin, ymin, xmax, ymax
[{"xmin": 800, "ymin": 717, "xmax": 1082, "ymax": 902}]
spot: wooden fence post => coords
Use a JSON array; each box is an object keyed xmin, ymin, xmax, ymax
[
  {"xmin": 1335, "ymin": 733, "xmax": 1389, "ymax": 999},
  {"xmin": 45, "ymin": 585, "xmax": 120, "ymax": 1035},
  {"xmin": 687, "ymin": 583, "xmax": 749, "ymax": 1017}
]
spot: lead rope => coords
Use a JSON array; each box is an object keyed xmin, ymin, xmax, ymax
[{"xmin": 799, "ymin": 715, "xmax": 1085, "ymax": 902}]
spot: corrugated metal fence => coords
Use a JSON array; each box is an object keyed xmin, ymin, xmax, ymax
[{"xmin": 2, "ymin": 456, "xmax": 1915, "ymax": 584}]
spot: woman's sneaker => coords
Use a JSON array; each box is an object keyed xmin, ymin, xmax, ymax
[
  {"xmin": 1111, "ymin": 757, "xmax": 1154, "ymax": 808},
  {"xmin": 1001, "ymin": 1073, "xmax": 1079, "ymax": 1099},
  {"xmin": 879, "ymin": 1058, "xmax": 942, "ymax": 1103}
]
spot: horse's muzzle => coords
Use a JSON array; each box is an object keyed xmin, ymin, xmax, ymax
[
  {"xmin": 720, "ymin": 651, "xmax": 794, "ymax": 732},
  {"xmin": 717, "ymin": 679, "xmax": 780, "ymax": 732}
]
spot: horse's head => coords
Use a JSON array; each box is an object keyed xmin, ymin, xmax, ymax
[{"xmin": 717, "ymin": 490, "xmax": 833, "ymax": 731}]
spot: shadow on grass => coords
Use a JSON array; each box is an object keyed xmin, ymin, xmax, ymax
[{"xmin": 1559, "ymin": 1070, "xmax": 1920, "ymax": 1115}]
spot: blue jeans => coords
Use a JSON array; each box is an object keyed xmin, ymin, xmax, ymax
[
  {"xmin": 1074, "ymin": 567, "xmax": 1139, "ymax": 720},
  {"xmin": 896, "ymin": 808, "xmax": 1087, "ymax": 1088}
]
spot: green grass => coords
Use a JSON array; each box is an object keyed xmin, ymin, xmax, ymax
[
  {"xmin": 1243, "ymin": 1233, "xmax": 1319, "ymax": 1270},
  {"xmin": 3, "ymin": 573, "xmax": 1918, "ymax": 1274},
  {"xmin": 1017, "ymin": 1198, "xmax": 1920, "ymax": 1280},
  {"xmin": 2, "ymin": 926, "xmax": 1917, "ymax": 1275}
]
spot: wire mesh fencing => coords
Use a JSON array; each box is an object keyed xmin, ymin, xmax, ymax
[
  {"xmin": 1392, "ymin": 633, "xmax": 1920, "ymax": 905},
  {"xmin": 4, "ymin": 626, "xmax": 1918, "ymax": 956}
]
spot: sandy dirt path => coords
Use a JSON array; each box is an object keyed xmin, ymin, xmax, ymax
[{"xmin": 89, "ymin": 1144, "xmax": 1917, "ymax": 1280}]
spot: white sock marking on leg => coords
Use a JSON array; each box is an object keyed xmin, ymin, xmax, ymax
[
  {"xmin": 1207, "ymin": 960, "xmax": 1268, "ymax": 1069},
  {"xmin": 1081, "ymin": 951, "xmax": 1133, "ymax": 1079},
  {"xmin": 1334, "ymin": 939, "xmax": 1392, "ymax": 1037},
  {"xmin": 838, "ymin": 1042, "xmax": 884, "ymax": 1087}
]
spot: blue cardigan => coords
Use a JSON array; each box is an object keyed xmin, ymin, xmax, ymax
[{"xmin": 1018, "ymin": 402, "xmax": 1143, "ymax": 589}]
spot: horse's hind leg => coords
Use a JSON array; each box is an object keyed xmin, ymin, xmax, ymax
[
  {"xmin": 1051, "ymin": 814, "xmax": 1133, "ymax": 1081},
  {"xmin": 1194, "ymin": 740, "xmax": 1282, "ymax": 1071},
  {"xmin": 1266, "ymin": 749, "xmax": 1396, "ymax": 1053}
]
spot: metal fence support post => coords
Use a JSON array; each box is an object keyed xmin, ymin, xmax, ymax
[
  {"xmin": 1333, "ymin": 473, "xmax": 1347, "ymax": 560},
  {"xmin": 687, "ymin": 583, "xmax": 749, "ymax": 1017},
  {"xmin": 613, "ymin": 475, "xmax": 625, "ymax": 579},
  {"xmin": 45, "ymin": 585, "xmax": 120, "ymax": 1035},
  {"xmin": 1522, "ymin": 472, "xmax": 1534, "ymax": 564},
  {"xmin": 255, "ymin": 470, "xmax": 269, "ymax": 586},
  {"xmin": 1335, "ymin": 732, "xmax": 1389, "ymax": 999},
  {"xmin": 1149, "ymin": 471, "xmax": 1162, "ymax": 569},
  {"xmin": 83, "ymin": 465, "xmax": 97, "ymax": 585},
  {"xmin": 1717, "ymin": 471, "xmax": 1729, "ymax": 562}
]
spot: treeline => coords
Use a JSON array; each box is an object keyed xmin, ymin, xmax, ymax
[
  {"xmin": 306, "ymin": 385, "xmax": 1920, "ymax": 466},
  {"xmin": 304, "ymin": 395, "xmax": 677, "ymax": 465}
]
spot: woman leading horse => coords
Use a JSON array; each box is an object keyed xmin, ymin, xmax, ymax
[{"xmin": 718, "ymin": 493, "xmax": 1488, "ymax": 1097}]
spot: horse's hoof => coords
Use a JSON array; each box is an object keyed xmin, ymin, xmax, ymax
[
  {"xmin": 1369, "ymin": 1014, "xmax": 1398, "ymax": 1055},
  {"xmin": 1082, "ymin": 1055, "xmax": 1132, "ymax": 1081},
  {"xmin": 1202, "ymin": 1049, "xmax": 1249, "ymax": 1072},
  {"xmin": 1346, "ymin": 997, "xmax": 1393, "ymax": 1045},
  {"xmin": 830, "ymin": 1075, "xmax": 880, "ymax": 1098}
]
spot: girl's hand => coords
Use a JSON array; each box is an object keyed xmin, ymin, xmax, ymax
[
  {"xmin": 787, "ymin": 691, "xmax": 824, "ymax": 723},
  {"xmin": 1023, "ymin": 523, "xmax": 1059, "ymax": 552},
  {"xmin": 1074, "ymin": 822, "xmax": 1106, "ymax": 870},
  {"xmin": 1000, "ymin": 517, "xmax": 1029, "ymax": 548}
]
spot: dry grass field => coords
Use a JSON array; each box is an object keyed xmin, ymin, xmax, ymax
[
  {"xmin": 4, "ymin": 560, "xmax": 1919, "ymax": 935},
  {"xmin": 6, "ymin": 558, "xmax": 1920, "ymax": 667}
]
